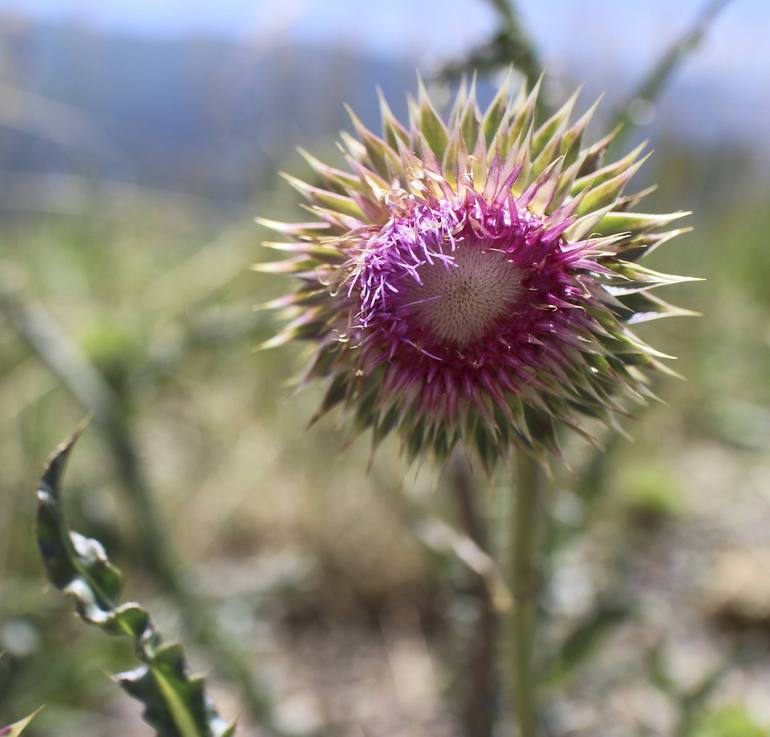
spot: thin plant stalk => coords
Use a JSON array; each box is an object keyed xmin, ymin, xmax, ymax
[
  {"xmin": 611, "ymin": 0, "xmax": 734, "ymax": 145},
  {"xmin": 485, "ymin": 0, "xmax": 542, "ymax": 82},
  {"xmin": 448, "ymin": 451, "xmax": 498, "ymax": 737},
  {"xmin": 509, "ymin": 450, "xmax": 545, "ymax": 737}
]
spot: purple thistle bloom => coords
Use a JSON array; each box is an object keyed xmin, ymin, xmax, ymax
[{"xmin": 256, "ymin": 74, "xmax": 696, "ymax": 467}]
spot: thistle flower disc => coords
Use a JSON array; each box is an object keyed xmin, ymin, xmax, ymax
[{"xmin": 257, "ymin": 74, "xmax": 695, "ymax": 467}]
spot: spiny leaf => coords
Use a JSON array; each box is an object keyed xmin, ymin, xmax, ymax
[
  {"xmin": 615, "ymin": 184, "xmax": 658, "ymax": 212},
  {"xmin": 344, "ymin": 105, "xmax": 399, "ymax": 178},
  {"xmin": 604, "ymin": 260, "xmax": 703, "ymax": 290},
  {"xmin": 376, "ymin": 88, "xmax": 409, "ymax": 149},
  {"xmin": 0, "ymin": 708, "xmax": 43, "ymax": 737},
  {"xmin": 560, "ymin": 95, "xmax": 603, "ymax": 168},
  {"xmin": 296, "ymin": 148, "xmax": 361, "ymax": 195},
  {"xmin": 415, "ymin": 76, "xmax": 449, "ymax": 159},
  {"xmin": 506, "ymin": 76, "xmax": 540, "ymax": 152},
  {"xmin": 531, "ymin": 87, "xmax": 579, "ymax": 162},
  {"xmin": 618, "ymin": 225, "xmax": 694, "ymax": 260},
  {"xmin": 576, "ymin": 124, "xmax": 622, "ymax": 177},
  {"xmin": 261, "ymin": 241, "xmax": 344, "ymax": 262},
  {"xmin": 593, "ymin": 209, "xmax": 691, "ymax": 237},
  {"xmin": 621, "ymin": 292, "xmax": 701, "ymax": 324},
  {"xmin": 482, "ymin": 68, "xmax": 513, "ymax": 146},
  {"xmin": 255, "ymin": 217, "xmax": 329, "ymax": 238},
  {"xmin": 280, "ymin": 173, "xmax": 366, "ymax": 220},
  {"xmin": 36, "ymin": 429, "xmax": 236, "ymax": 737},
  {"xmin": 574, "ymin": 154, "xmax": 649, "ymax": 216},
  {"xmin": 250, "ymin": 257, "xmax": 318, "ymax": 274},
  {"xmin": 572, "ymin": 141, "xmax": 648, "ymax": 195},
  {"xmin": 118, "ymin": 644, "xmax": 236, "ymax": 737},
  {"xmin": 458, "ymin": 83, "xmax": 481, "ymax": 153}
]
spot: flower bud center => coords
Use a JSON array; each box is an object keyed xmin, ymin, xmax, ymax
[{"xmin": 410, "ymin": 246, "xmax": 521, "ymax": 347}]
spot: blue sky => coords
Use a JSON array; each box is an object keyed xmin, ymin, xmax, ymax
[
  {"xmin": 4, "ymin": 0, "xmax": 768, "ymax": 69},
  {"xmin": 4, "ymin": 0, "xmax": 769, "ymax": 116}
]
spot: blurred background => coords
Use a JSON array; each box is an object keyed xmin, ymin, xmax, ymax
[{"xmin": 1, "ymin": 1, "xmax": 770, "ymax": 736}]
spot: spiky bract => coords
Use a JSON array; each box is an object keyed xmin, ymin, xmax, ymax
[{"xmin": 257, "ymin": 73, "xmax": 695, "ymax": 468}]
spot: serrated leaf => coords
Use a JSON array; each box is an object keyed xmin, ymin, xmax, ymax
[
  {"xmin": 118, "ymin": 644, "xmax": 235, "ymax": 737},
  {"xmin": 36, "ymin": 429, "xmax": 235, "ymax": 737}
]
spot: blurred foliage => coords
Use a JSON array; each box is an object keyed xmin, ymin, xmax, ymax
[
  {"xmin": 691, "ymin": 705, "xmax": 770, "ymax": 737},
  {"xmin": 618, "ymin": 463, "xmax": 684, "ymax": 527},
  {"xmin": 0, "ymin": 655, "xmax": 40, "ymax": 737},
  {"xmin": 610, "ymin": 0, "xmax": 734, "ymax": 139},
  {"xmin": 439, "ymin": 0, "xmax": 540, "ymax": 82},
  {"xmin": 2, "ymin": 132, "xmax": 766, "ymax": 735},
  {"xmin": 0, "ymin": 0, "xmax": 768, "ymax": 735}
]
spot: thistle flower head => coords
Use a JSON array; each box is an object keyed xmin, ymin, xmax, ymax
[{"xmin": 258, "ymin": 73, "xmax": 695, "ymax": 468}]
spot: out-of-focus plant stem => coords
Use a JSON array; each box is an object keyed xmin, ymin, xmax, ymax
[
  {"xmin": 484, "ymin": 0, "xmax": 541, "ymax": 83},
  {"xmin": 0, "ymin": 277, "xmax": 173, "ymax": 584},
  {"xmin": 612, "ymin": 0, "xmax": 734, "ymax": 147},
  {"xmin": 646, "ymin": 638, "xmax": 766, "ymax": 737},
  {"xmin": 509, "ymin": 450, "xmax": 545, "ymax": 737},
  {"xmin": 0, "ymin": 277, "xmax": 286, "ymax": 736},
  {"xmin": 438, "ymin": 0, "xmax": 541, "ymax": 86},
  {"xmin": 448, "ymin": 451, "xmax": 498, "ymax": 737}
]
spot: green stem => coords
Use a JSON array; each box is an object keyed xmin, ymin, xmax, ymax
[
  {"xmin": 486, "ymin": 0, "xmax": 542, "ymax": 83},
  {"xmin": 510, "ymin": 450, "xmax": 544, "ymax": 737},
  {"xmin": 448, "ymin": 451, "xmax": 498, "ymax": 737}
]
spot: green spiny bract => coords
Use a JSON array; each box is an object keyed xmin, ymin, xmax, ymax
[{"xmin": 257, "ymin": 73, "xmax": 696, "ymax": 469}]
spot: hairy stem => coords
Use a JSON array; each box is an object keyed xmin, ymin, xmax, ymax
[
  {"xmin": 510, "ymin": 450, "xmax": 545, "ymax": 737},
  {"xmin": 448, "ymin": 451, "xmax": 499, "ymax": 737}
]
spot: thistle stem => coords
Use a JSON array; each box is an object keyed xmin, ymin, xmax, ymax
[
  {"xmin": 510, "ymin": 450, "xmax": 544, "ymax": 737},
  {"xmin": 448, "ymin": 451, "xmax": 498, "ymax": 737}
]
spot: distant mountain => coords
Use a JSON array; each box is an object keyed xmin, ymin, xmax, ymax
[
  {"xmin": 0, "ymin": 18, "xmax": 765, "ymax": 214},
  {"xmin": 0, "ymin": 20, "xmax": 417, "ymax": 205}
]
